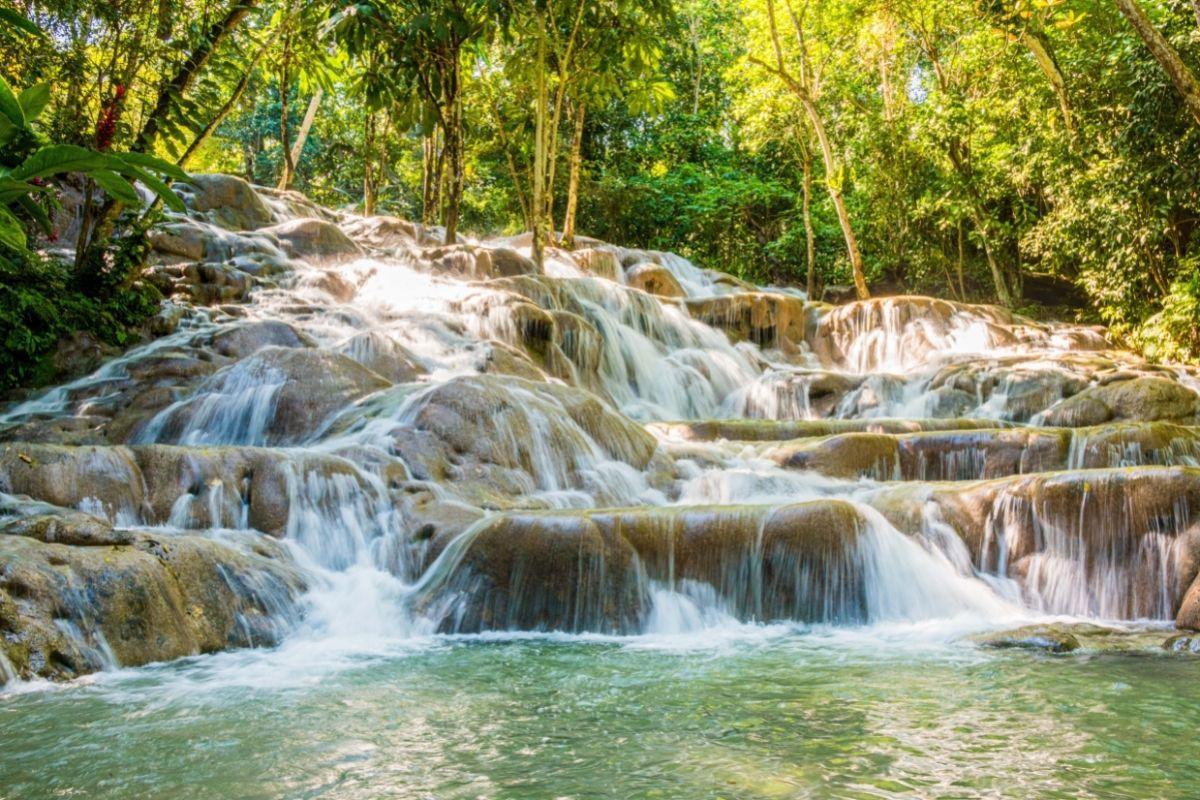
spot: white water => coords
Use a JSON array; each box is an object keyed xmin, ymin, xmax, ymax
[{"xmin": 4, "ymin": 181, "xmax": 1200, "ymax": 688}]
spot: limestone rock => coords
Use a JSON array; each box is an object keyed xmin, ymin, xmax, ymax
[
  {"xmin": 261, "ymin": 218, "xmax": 364, "ymax": 261},
  {"xmin": 177, "ymin": 174, "xmax": 275, "ymax": 231},
  {"xmin": 973, "ymin": 625, "xmax": 1080, "ymax": 653},
  {"xmin": 626, "ymin": 263, "xmax": 685, "ymax": 298}
]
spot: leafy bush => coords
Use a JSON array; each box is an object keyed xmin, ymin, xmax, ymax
[{"xmin": 0, "ymin": 248, "xmax": 160, "ymax": 390}]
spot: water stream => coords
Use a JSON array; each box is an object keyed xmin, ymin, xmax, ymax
[{"xmin": 2, "ymin": 176, "xmax": 1199, "ymax": 796}]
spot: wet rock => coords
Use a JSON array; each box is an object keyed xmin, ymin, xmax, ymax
[
  {"xmin": 337, "ymin": 331, "xmax": 426, "ymax": 384},
  {"xmin": 973, "ymin": 625, "xmax": 1080, "ymax": 653},
  {"xmin": 427, "ymin": 500, "xmax": 870, "ymax": 633},
  {"xmin": 148, "ymin": 220, "xmax": 208, "ymax": 260},
  {"xmin": 145, "ymin": 347, "xmax": 391, "ymax": 446},
  {"xmin": 261, "ymin": 218, "xmax": 364, "ymax": 261},
  {"xmin": 210, "ymin": 320, "xmax": 315, "ymax": 360},
  {"xmin": 0, "ymin": 524, "xmax": 303, "ymax": 682},
  {"xmin": 0, "ymin": 443, "xmax": 144, "ymax": 520},
  {"xmin": 626, "ymin": 263, "xmax": 685, "ymax": 299},
  {"xmin": 686, "ymin": 292, "xmax": 808, "ymax": 351},
  {"xmin": 0, "ymin": 496, "xmax": 129, "ymax": 546},
  {"xmin": 649, "ymin": 418, "xmax": 1011, "ymax": 442},
  {"xmin": 51, "ymin": 332, "xmax": 122, "ymax": 382},
  {"xmin": 421, "ymin": 244, "xmax": 537, "ymax": 280},
  {"xmin": 1040, "ymin": 376, "xmax": 1200, "ymax": 427},
  {"xmin": 176, "ymin": 174, "xmax": 275, "ymax": 231},
  {"xmin": 572, "ymin": 248, "xmax": 622, "ymax": 282},
  {"xmin": 770, "ymin": 432, "xmax": 899, "ymax": 479},
  {"xmin": 340, "ymin": 215, "xmax": 418, "ymax": 250},
  {"xmin": 347, "ymin": 375, "xmax": 656, "ymax": 504},
  {"xmin": 1163, "ymin": 634, "xmax": 1200, "ymax": 654}
]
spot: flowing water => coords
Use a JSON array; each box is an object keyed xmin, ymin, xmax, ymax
[
  {"xmin": 2, "ymin": 176, "xmax": 1200, "ymax": 797},
  {"xmin": 3, "ymin": 632, "xmax": 1199, "ymax": 799}
]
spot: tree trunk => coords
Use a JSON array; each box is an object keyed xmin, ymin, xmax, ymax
[
  {"xmin": 762, "ymin": 0, "xmax": 868, "ymax": 299},
  {"xmin": 1114, "ymin": 0, "xmax": 1200, "ymax": 126},
  {"xmin": 956, "ymin": 219, "xmax": 966, "ymax": 299},
  {"xmin": 134, "ymin": 0, "xmax": 258, "ymax": 153},
  {"xmin": 800, "ymin": 140, "xmax": 816, "ymax": 298},
  {"xmin": 277, "ymin": 31, "xmax": 295, "ymax": 191},
  {"xmin": 532, "ymin": 19, "xmax": 548, "ymax": 271},
  {"xmin": 562, "ymin": 101, "xmax": 585, "ymax": 248},
  {"xmin": 178, "ymin": 33, "xmax": 271, "ymax": 167},
  {"xmin": 421, "ymin": 132, "xmax": 437, "ymax": 226},
  {"xmin": 363, "ymin": 110, "xmax": 378, "ymax": 216},
  {"xmin": 492, "ymin": 101, "xmax": 531, "ymax": 230},
  {"xmin": 1021, "ymin": 30, "xmax": 1076, "ymax": 142},
  {"xmin": 442, "ymin": 56, "xmax": 464, "ymax": 245},
  {"xmin": 279, "ymin": 89, "xmax": 322, "ymax": 190}
]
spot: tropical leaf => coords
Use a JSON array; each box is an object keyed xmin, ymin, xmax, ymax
[
  {"xmin": 0, "ymin": 74, "xmax": 25, "ymax": 129},
  {"xmin": 0, "ymin": 8, "xmax": 43, "ymax": 38},
  {"xmin": 112, "ymin": 151, "xmax": 190, "ymax": 182},
  {"xmin": 89, "ymin": 169, "xmax": 144, "ymax": 206},
  {"xmin": 111, "ymin": 163, "xmax": 186, "ymax": 212},
  {"xmin": 10, "ymin": 145, "xmax": 110, "ymax": 180},
  {"xmin": 0, "ymin": 206, "xmax": 27, "ymax": 251},
  {"xmin": 17, "ymin": 83, "xmax": 51, "ymax": 124},
  {"xmin": 15, "ymin": 194, "xmax": 52, "ymax": 235}
]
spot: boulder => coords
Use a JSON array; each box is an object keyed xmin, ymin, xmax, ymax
[
  {"xmin": 625, "ymin": 263, "xmax": 685, "ymax": 298},
  {"xmin": 0, "ymin": 443, "xmax": 144, "ymax": 521},
  {"xmin": 0, "ymin": 516, "xmax": 303, "ymax": 683},
  {"xmin": 1040, "ymin": 376, "xmax": 1200, "ymax": 427},
  {"xmin": 177, "ymin": 174, "xmax": 275, "ymax": 231},
  {"xmin": 210, "ymin": 320, "xmax": 314, "ymax": 360},
  {"xmin": 340, "ymin": 215, "xmax": 418, "ymax": 250},
  {"xmin": 572, "ymin": 248, "xmax": 622, "ymax": 282},
  {"xmin": 972, "ymin": 625, "xmax": 1080, "ymax": 653},
  {"xmin": 686, "ymin": 292, "xmax": 808, "ymax": 351},
  {"xmin": 146, "ymin": 347, "xmax": 391, "ymax": 446},
  {"xmin": 337, "ymin": 331, "xmax": 426, "ymax": 384},
  {"xmin": 420, "ymin": 244, "xmax": 538, "ymax": 280},
  {"xmin": 260, "ymin": 218, "xmax": 364, "ymax": 261}
]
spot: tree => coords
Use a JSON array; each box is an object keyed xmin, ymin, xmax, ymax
[
  {"xmin": 748, "ymin": 0, "xmax": 870, "ymax": 299},
  {"xmin": 1113, "ymin": 0, "xmax": 1200, "ymax": 126}
]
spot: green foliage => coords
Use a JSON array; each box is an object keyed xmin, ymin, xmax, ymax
[{"xmin": 0, "ymin": 248, "xmax": 161, "ymax": 391}]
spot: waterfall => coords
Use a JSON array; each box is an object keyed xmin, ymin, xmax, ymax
[{"xmin": 4, "ymin": 175, "xmax": 1200, "ymax": 686}]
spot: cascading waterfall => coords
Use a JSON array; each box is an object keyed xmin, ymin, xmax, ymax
[{"xmin": 4, "ymin": 174, "xmax": 1200, "ymax": 688}]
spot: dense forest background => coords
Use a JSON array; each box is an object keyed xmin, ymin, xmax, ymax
[{"xmin": 3, "ymin": 0, "xmax": 1200, "ymax": 382}]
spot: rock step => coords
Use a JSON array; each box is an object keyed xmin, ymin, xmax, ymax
[
  {"xmin": 764, "ymin": 422, "xmax": 1200, "ymax": 481},
  {"xmin": 419, "ymin": 466, "xmax": 1200, "ymax": 634},
  {"xmin": 649, "ymin": 417, "xmax": 1013, "ymax": 442},
  {"xmin": 0, "ymin": 496, "xmax": 304, "ymax": 683}
]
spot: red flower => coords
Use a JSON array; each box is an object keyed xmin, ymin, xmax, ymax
[{"xmin": 94, "ymin": 84, "xmax": 126, "ymax": 151}]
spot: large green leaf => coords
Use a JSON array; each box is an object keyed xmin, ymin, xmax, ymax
[
  {"xmin": 10, "ymin": 145, "xmax": 110, "ymax": 180},
  {"xmin": 0, "ymin": 178, "xmax": 48, "ymax": 204},
  {"xmin": 15, "ymin": 194, "xmax": 52, "ymax": 236},
  {"xmin": 112, "ymin": 151, "xmax": 190, "ymax": 183},
  {"xmin": 17, "ymin": 83, "xmax": 51, "ymax": 123},
  {"xmin": 89, "ymin": 169, "xmax": 143, "ymax": 207},
  {"xmin": 0, "ymin": 74, "xmax": 25, "ymax": 129},
  {"xmin": 0, "ymin": 207, "xmax": 27, "ymax": 251},
  {"xmin": 0, "ymin": 9, "xmax": 43, "ymax": 38},
  {"xmin": 113, "ymin": 163, "xmax": 186, "ymax": 212}
]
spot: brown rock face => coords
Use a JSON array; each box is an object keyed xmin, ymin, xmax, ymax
[
  {"xmin": 146, "ymin": 347, "xmax": 391, "ymax": 445},
  {"xmin": 0, "ymin": 513, "xmax": 304, "ymax": 682},
  {"xmin": 626, "ymin": 263, "xmax": 685, "ymax": 298},
  {"xmin": 1040, "ymin": 376, "xmax": 1200, "ymax": 427},
  {"xmin": 261, "ymin": 218, "xmax": 365, "ymax": 261},
  {"xmin": 177, "ymin": 174, "xmax": 275, "ymax": 231},
  {"xmin": 422, "ymin": 500, "xmax": 869, "ymax": 633},
  {"xmin": 686, "ymin": 292, "xmax": 808, "ymax": 351}
]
